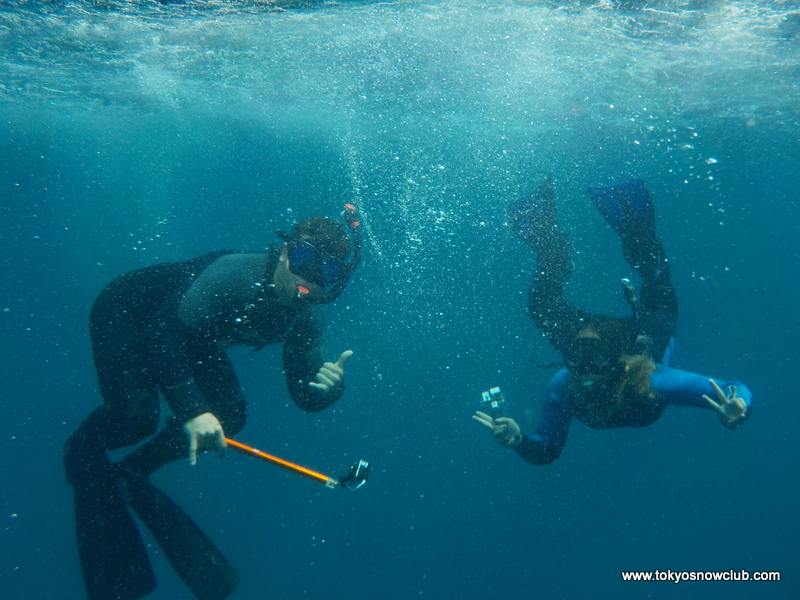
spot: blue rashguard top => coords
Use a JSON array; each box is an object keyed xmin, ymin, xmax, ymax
[{"xmin": 515, "ymin": 365, "xmax": 753, "ymax": 466}]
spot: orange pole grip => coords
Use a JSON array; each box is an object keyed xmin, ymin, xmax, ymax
[{"xmin": 225, "ymin": 438, "xmax": 337, "ymax": 487}]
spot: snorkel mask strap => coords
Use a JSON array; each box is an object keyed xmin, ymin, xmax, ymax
[{"xmin": 314, "ymin": 203, "xmax": 361, "ymax": 302}]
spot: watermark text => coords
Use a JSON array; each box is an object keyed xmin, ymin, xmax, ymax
[{"xmin": 621, "ymin": 570, "xmax": 780, "ymax": 583}]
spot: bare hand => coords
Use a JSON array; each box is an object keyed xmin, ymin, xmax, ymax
[
  {"xmin": 183, "ymin": 412, "xmax": 226, "ymax": 465},
  {"xmin": 702, "ymin": 379, "xmax": 747, "ymax": 428},
  {"xmin": 472, "ymin": 411, "xmax": 522, "ymax": 448},
  {"xmin": 309, "ymin": 350, "xmax": 353, "ymax": 394}
]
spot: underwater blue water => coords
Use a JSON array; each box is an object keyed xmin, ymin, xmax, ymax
[{"xmin": 1, "ymin": 1, "xmax": 799, "ymax": 598}]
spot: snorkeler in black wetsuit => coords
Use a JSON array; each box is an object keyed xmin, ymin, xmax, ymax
[
  {"xmin": 64, "ymin": 209, "xmax": 361, "ymax": 600},
  {"xmin": 474, "ymin": 178, "xmax": 750, "ymax": 464}
]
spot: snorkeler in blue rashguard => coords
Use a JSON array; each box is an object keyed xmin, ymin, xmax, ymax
[{"xmin": 473, "ymin": 177, "xmax": 751, "ymax": 465}]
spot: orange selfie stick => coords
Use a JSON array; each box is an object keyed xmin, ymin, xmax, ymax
[{"xmin": 225, "ymin": 438, "xmax": 369, "ymax": 490}]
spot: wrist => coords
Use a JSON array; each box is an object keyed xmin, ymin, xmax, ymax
[
  {"xmin": 512, "ymin": 431, "xmax": 532, "ymax": 456},
  {"xmin": 506, "ymin": 431, "xmax": 522, "ymax": 449}
]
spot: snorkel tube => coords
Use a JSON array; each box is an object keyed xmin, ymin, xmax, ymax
[
  {"xmin": 310, "ymin": 203, "xmax": 362, "ymax": 304},
  {"xmin": 621, "ymin": 278, "xmax": 640, "ymax": 338}
]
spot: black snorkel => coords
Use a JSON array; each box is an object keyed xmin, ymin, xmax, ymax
[
  {"xmin": 277, "ymin": 204, "xmax": 363, "ymax": 305},
  {"xmin": 621, "ymin": 277, "xmax": 655, "ymax": 357},
  {"xmin": 620, "ymin": 278, "xmax": 641, "ymax": 351}
]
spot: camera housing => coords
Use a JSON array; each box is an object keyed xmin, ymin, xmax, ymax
[
  {"xmin": 339, "ymin": 459, "xmax": 370, "ymax": 490},
  {"xmin": 480, "ymin": 386, "xmax": 506, "ymax": 418}
]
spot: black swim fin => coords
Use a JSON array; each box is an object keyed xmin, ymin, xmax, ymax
[
  {"xmin": 73, "ymin": 480, "xmax": 156, "ymax": 600},
  {"xmin": 508, "ymin": 175, "xmax": 559, "ymax": 250},
  {"xmin": 125, "ymin": 476, "xmax": 240, "ymax": 600}
]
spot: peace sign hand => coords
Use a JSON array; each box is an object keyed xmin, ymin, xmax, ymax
[
  {"xmin": 472, "ymin": 411, "xmax": 522, "ymax": 448},
  {"xmin": 703, "ymin": 379, "xmax": 748, "ymax": 429}
]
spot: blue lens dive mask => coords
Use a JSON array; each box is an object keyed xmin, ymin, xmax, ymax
[{"xmin": 288, "ymin": 241, "xmax": 342, "ymax": 288}]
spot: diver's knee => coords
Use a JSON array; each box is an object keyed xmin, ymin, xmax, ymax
[
  {"xmin": 63, "ymin": 429, "xmax": 84, "ymax": 484},
  {"xmin": 130, "ymin": 412, "xmax": 159, "ymax": 439},
  {"xmin": 115, "ymin": 391, "xmax": 159, "ymax": 441}
]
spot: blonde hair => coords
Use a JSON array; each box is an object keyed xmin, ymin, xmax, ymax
[
  {"xmin": 617, "ymin": 353, "xmax": 657, "ymax": 402},
  {"xmin": 570, "ymin": 352, "xmax": 658, "ymax": 428}
]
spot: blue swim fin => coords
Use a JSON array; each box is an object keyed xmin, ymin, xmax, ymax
[
  {"xmin": 508, "ymin": 175, "xmax": 558, "ymax": 249},
  {"xmin": 588, "ymin": 179, "xmax": 654, "ymax": 238}
]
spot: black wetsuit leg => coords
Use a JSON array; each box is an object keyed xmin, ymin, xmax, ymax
[
  {"xmin": 65, "ymin": 279, "xmax": 163, "ymax": 487},
  {"xmin": 527, "ymin": 229, "xmax": 592, "ymax": 355},
  {"xmin": 622, "ymin": 236, "xmax": 678, "ymax": 362}
]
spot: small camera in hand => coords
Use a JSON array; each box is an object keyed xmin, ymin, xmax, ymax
[{"xmin": 480, "ymin": 386, "xmax": 506, "ymax": 419}]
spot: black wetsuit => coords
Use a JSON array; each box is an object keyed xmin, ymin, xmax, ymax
[
  {"xmin": 63, "ymin": 246, "xmax": 344, "ymax": 600},
  {"xmin": 64, "ymin": 246, "xmax": 339, "ymax": 507}
]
